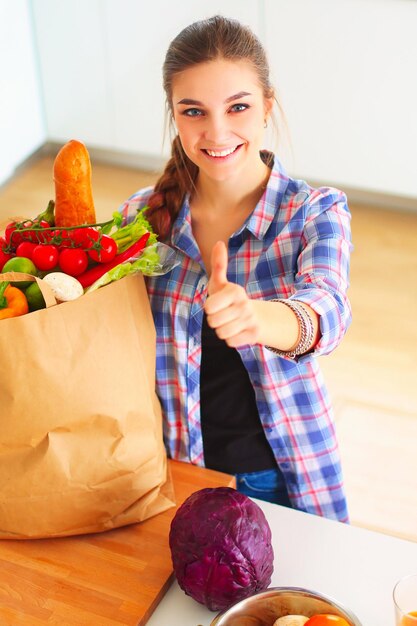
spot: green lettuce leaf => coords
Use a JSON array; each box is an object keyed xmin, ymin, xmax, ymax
[
  {"xmin": 110, "ymin": 207, "xmax": 157, "ymax": 252},
  {"xmin": 84, "ymin": 242, "xmax": 179, "ymax": 293}
]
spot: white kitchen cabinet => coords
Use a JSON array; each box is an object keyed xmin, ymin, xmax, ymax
[
  {"xmin": 104, "ymin": 0, "xmax": 261, "ymax": 158},
  {"xmin": 32, "ymin": 0, "xmax": 114, "ymax": 148},
  {"xmin": 264, "ymin": 0, "xmax": 417, "ymax": 198},
  {"xmin": 27, "ymin": 0, "xmax": 417, "ymax": 201},
  {"xmin": 0, "ymin": 0, "xmax": 45, "ymax": 185},
  {"xmin": 31, "ymin": 0, "xmax": 261, "ymax": 158}
]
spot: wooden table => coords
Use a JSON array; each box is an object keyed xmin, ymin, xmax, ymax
[{"xmin": 0, "ymin": 460, "xmax": 235, "ymax": 625}]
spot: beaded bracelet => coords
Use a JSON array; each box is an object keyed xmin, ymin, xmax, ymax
[{"xmin": 266, "ymin": 299, "xmax": 315, "ymax": 358}]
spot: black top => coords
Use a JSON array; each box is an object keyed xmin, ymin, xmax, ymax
[{"xmin": 200, "ymin": 313, "xmax": 277, "ymax": 474}]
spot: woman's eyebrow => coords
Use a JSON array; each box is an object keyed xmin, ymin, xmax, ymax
[
  {"xmin": 176, "ymin": 91, "xmax": 252, "ymax": 106},
  {"xmin": 177, "ymin": 98, "xmax": 203, "ymax": 105},
  {"xmin": 225, "ymin": 91, "xmax": 252, "ymax": 103}
]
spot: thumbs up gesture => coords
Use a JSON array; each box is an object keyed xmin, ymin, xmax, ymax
[{"xmin": 205, "ymin": 241, "xmax": 260, "ymax": 347}]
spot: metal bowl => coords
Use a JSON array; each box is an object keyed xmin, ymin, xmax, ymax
[{"xmin": 210, "ymin": 587, "xmax": 363, "ymax": 626}]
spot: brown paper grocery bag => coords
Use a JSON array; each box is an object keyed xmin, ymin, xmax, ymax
[{"xmin": 0, "ymin": 272, "xmax": 175, "ymax": 539}]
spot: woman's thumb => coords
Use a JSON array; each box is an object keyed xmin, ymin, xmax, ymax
[{"xmin": 208, "ymin": 241, "xmax": 228, "ymax": 295}]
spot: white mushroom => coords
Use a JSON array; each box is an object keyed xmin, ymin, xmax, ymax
[
  {"xmin": 273, "ymin": 616, "xmax": 309, "ymax": 626},
  {"xmin": 42, "ymin": 272, "xmax": 84, "ymax": 302}
]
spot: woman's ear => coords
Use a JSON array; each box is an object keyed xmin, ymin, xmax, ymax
[{"xmin": 264, "ymin": 95, "xmax": 274, "ymax": 123}]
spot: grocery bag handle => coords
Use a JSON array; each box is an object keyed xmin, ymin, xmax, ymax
[{"xmin": 0, "ymin": 272, "xmax": 57, "ymax": 308}]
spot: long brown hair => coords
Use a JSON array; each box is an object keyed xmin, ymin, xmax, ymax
[{"xmin": 145, "ymin": 15, "xmax": 275, "ymax": 240}]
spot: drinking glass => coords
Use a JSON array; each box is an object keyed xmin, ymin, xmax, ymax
[{"xmin": 394, "ymin": 574, "xmax": 417, "ymax": 625}]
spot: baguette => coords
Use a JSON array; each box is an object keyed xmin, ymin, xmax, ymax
[{"xmin": 53, "ymin": 139, "xmax": 97, "ymax": 227}]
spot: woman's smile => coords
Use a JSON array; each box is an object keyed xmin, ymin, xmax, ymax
[{"xmin": 202, "ymin": 144, "xmax": 244, "ymax": 160}]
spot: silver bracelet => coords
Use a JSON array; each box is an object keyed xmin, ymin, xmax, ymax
[{"xmin": 265, "ymin": 299, "xmax": 315, "ymax": 358}]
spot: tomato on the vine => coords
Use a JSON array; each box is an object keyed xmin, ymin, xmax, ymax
[
  {"xmin": 32, "ymin": 220, "xmax": 53, "ymax": 244},
  {"xmin": 32, "ymin": 244, "xmax": 59, "ymax": 271},
  {"xmin": 88, "ymin": 235, "xmax": 118, "ymax": 263},
  {"xmin": 5, "ymin": 222, "xmax": 21, "ymax": 246},
  {"xmin": 71, "ymin": 227, "xmax": 100, "ymax": 249},
  {"xmin": 0, "ymin": 236, "xmax": 13, "ymax": 270},
  {"xmin": 5, "ymin": 219, "xmax": 52, "ymax": 247},
  {"xmin": 305, "ymin": 616, "xmax": 350, "ymax": 626},
  {"xmin": 16, "ymin": 241, "xmax": 38, "ymax": 260},
  {"xmin": 58, "ymin": 248, "xmax": 89, "ymax": 277},
  {"xmin": 37, "ymin": 220, "xmax": 50, "ymax": 229},
  {"xmin": 47, "ymin": 228, "xmax": 73, "ymax": 248}
]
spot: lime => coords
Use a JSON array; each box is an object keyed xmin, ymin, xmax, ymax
[
  {"xmin": 2, "ymin": 256, "xmax": 38, "ymax": 289},
  {"xmin": 25, "ymin": 282, "xmax": 46, "ymax": 311}
]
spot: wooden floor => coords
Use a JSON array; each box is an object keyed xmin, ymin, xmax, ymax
[{"xmin": 1, "ymin": 155, "xmax": 417, "ymax": 542}]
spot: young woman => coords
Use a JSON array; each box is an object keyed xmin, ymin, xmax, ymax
[{"xmin": 120, "ymin": 15, "xmax": 352, "ymax": 522}]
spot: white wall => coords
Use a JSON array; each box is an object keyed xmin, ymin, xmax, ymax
[
  {"xmin": 6, "ymin": 0, "xmax": 417, "ymax": 202},
  {"xmin": 264, "ymin": 0, "xmax": 417, "ymax": 199},
  {"xmin": 0, "ymin": 0, "xmax": 45, "ymax": 185},
  {"xmin": 31, "ymin": 0, "xmax": 261, "ymax": 155},
  {"xmin": 104, "ymin": 0, "xmax": 261, "ymax": 157}
]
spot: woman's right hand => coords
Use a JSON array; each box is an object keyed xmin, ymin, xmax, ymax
[{"xmin": 205, "ymin": 241, "xmax": 261, "ymax": 348}]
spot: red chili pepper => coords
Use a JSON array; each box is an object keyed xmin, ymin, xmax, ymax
[{"xmin": 77, "ymin": 232, "xmax": 150, "ymax": 288}]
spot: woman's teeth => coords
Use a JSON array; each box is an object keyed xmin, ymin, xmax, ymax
[{"xmin": 205, "ymin": 146, "xmax": 238, "ymax": 157}]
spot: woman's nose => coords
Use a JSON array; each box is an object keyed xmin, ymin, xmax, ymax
[{"xmin": 203, "ymin": 115, "xmax": 231, "ymax": 144}]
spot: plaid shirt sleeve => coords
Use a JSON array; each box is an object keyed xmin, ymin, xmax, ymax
[
  {"xmin": 289, "ymin": 188, "xmax": 353, "ymax": 361},
  {"xmin": 119, "ymin": 186, "xmax": 154, "ymax": 221}
]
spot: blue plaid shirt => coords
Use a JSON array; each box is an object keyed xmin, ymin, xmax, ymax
[{"xmin": 120, "ymin": 156, "xmax": 352, "ymax": 522}]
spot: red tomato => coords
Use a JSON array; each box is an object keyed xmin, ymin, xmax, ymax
[
  {"xmin": 16, "ymin": 241, "xmax": 38, "ymax": 260},
  {"xmin": 58, "ymin": 248, "xmax": 89, "ymax": 276},
  {"xmin": 71, "ymin": 227, "xmax": 100, "ymax": 249},
  {"xmin": 5, "ymin": 222, "xmax": 21, "ymax": 247},
  {"xmin": 48, "ymin": 228, "xmax": 72, "ymax": 248},
  {"xmin": 0, "ymin": 236, "xmax": 13, "ymax": 270},
  {"xmin": 305, "ymin": 616, "xmax": 350, "ymax": 626},
  {"xmin": 32, "ymin": 244, "xmax": 59, "ymax": 271},
  {"xmin": 14, "ymin": 220, "xmax": 38, "ymax": 243},
  {"xmin": 5, "ymin": 219, "xmax": 53, "ymax": 248},
  {"xmin": 88, "ymin": 235, "xmax": 117, "ymax": 263},
  {"xmin": 33, "ymin": 220, "xmax": 53, "ymax": 244},
  {"xmin": 37, "ymin": 219, "xmax": 50, "ymax": 228}
]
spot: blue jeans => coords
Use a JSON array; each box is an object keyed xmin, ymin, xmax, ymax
[{"xmin": 235, "ymin": 467, "xmax": 292, "ymax": 507}]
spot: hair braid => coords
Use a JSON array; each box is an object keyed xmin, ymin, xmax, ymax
[{"xmin": 145, "ymin": 136, "xmax": 198, "ymax": 241}]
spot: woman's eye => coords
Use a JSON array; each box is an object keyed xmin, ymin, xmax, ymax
[
  {"xmin": 230, "ymin": 103, "xmax": 249, "ymax": 113},
  {"xmin": 183, "ymin": 108, "xmax": 203, "ymax": 117}
]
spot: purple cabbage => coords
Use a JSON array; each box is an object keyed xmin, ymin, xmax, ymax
[{"xmin": 169, "ymin": 487, "xmax": 274, "ymax": 611}]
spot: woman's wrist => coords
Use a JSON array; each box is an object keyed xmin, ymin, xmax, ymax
[
  {"xmin": 252, "ymin": 298, "xmax": 320, "ymax": 356},
  {"xmin": 268, "ymin": 300, "xmax": 316, "ymax": 357}
]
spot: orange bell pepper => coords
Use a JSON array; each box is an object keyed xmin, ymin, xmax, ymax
[{"xmin": 0, "ymin": 282, "xmax": 29, "ymax": 319}]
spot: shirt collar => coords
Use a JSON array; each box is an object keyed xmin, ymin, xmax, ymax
[
  {"xmin": 243, "ymin": 156, "xmax": 290, "ymax": 240},
  {"xmin": 171, "ymin": 154, "xmax": 291, "ymax": 246},
  {"xmin": 170, "ymin": 196, "xmax": 201, "ymax": 261},
  {"xmin": 171, "ymin": 195, "xmax": 192, "ymax": 241}
]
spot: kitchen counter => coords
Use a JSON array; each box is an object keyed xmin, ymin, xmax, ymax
[
  {"xmin": 2, "ymin": 462, "xmax": 416, "ymax": 625},
  {"xmin": 0, "ymin": 460, "xmax": 235, "ymax": 625},
  {"xmin": 148, "ymin": 499, "xmax": 417, "ymax": 626}
]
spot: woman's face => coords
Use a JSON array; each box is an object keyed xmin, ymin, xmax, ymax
[{"xmin": 171, "ymin": 58, "xmax": 273, "ymax": 184}]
